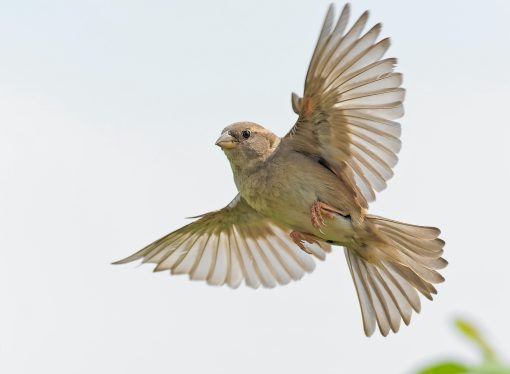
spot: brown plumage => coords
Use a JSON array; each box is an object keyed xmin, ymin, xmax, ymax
[{"xmin": 114, "ymin": 3, "xmax": 446, "ymax": 337}]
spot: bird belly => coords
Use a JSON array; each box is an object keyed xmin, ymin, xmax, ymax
[
  {"xmin": 243, "ymin": 173, "xmax": 356, "ymax": 246},
  {"xmin": 237, "ymin": 149, "xmax": 363, "ymax": 247}
]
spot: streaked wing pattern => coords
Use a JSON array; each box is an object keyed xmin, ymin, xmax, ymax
[
  {"xmin": 285, "ymin": 3, "xmax": 404, "ymax": 205},
  {"xmin": 114, "ymin": 195, "xmax": 331, "ymax": 288}
]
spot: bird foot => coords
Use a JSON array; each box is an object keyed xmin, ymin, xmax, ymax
[
  {"xmin": 289, "ymin": 231, "xmax": 320, "ymax": 254},
  {"xmin": 310, "ymin": 201, "xmax": 347, "ymax": 230}
]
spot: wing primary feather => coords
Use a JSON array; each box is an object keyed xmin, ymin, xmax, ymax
[
  {"xmin": 232, "ymin": 226, "xmax": 261, "ymax": 288},
  {"xmin": 334, "ymin": 58, "xmax": 398, "ymax": 93},
  {"xmin": 170, "ymin": 235, "xmax": 207, "ymax": 274},
  {"xmin": 313, "ymin": 4, "xmax": 352, "ymax": 84},
  {"xmin": 141, "ymin": 231, "xmax": 188, "ymax": 264},
  {"xmin": 229, "ymin": 226, "xmax": 251, "ymax": 287},
  {"xmin": 323, "ymin": 22, "xmax": 381, "ymax": 86},
  {"xmin": 323, "ymin": 37, "xmax": 391, "ymax": 94},
  {"xmin": 206, "ymin": 232, "xmax": 222, "ymax": 283},
  {"xmin": 142, "ymin": 230, "xmax": 189, "ymax": 263},
  {"xmin": 314, "ymin": 11, "xmax": 370, "ymax": 94},
  {"xmin": 346, "ymin": 122, "xmax": 401, "ymax": 150},
  {"xmin": 225, "ymin": 231, "xmax": 235, "ymax": 287},
  {"xmin": 305, "ymin": 4, "xmax": 336, "ymax": 87},
  {"xmin": 239, "ymin": 226, "xmax": 266, "ymax": 287},
  {"xmin": 189, "ymin": 233, "xmax": 214, "ymax": 278},
  {"xmin": 338, "ymin": 73, "xmax": 403, "ymax": 97},
  {"xmin": 343, "ymin": 112, "xmax": 401, "ymax": 137},
  {"xmin": 152, "ymin": 233, "xmax": 193, "ymax": 271}
]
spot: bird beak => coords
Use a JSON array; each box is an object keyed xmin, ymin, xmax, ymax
[{"xmin": 215, "ymin": 132, "xmax": 238, "ymax": 149}]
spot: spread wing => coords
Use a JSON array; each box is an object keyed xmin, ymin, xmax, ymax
[
  {"xmin": 284, "ymin": 4, "xmax": 404, "ymax": 204},
  {"xmin": 113, "ymin": 195, "xmax": 331, "ymax": 289}
]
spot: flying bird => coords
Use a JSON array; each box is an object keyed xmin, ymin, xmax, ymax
[{"xmin": 114, "ymin": 3, "xmax": 446, "ymax": 337}]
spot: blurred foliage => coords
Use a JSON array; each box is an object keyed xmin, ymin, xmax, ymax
[{"xmin": 416, "ymin": 319, "xmax": 510, "ymax": 374}]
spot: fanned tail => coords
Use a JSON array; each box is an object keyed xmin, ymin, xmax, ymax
[{"xmin": 345, "ymin": 215, "xmax": 446, "ymax": 337}]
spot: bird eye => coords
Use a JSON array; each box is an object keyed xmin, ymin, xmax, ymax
[{"xmin": 241, "ymin": 129, "xmax": 251, "ymax": 139}]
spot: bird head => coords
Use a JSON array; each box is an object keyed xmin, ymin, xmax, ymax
[{"xmin": 215, "ymin": 122, "xmax": 280, "ymax": 172}]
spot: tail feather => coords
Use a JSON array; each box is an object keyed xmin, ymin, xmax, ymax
[
  {"xmin": 379, "ymin": 226, "xmax": 444, "ymax": 257},
  {"xmin": 369, "ymin": 215, "xmax": 440, "ymax": 239},
  {"xmin": 345, "ymin": 215, "xmax": 446, "ymax": 337}
]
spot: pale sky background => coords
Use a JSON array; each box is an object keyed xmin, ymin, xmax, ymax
[{"xmin": 1, "ymin": 1, "xmax": 509, "ymax": 373}]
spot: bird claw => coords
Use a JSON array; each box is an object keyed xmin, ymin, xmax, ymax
[
  {"xmin": 310, "ymin": 200, "xmax": 346, "ymax": 230},
  {"xmin": 289, "ymin": 231, "xmax": 320, "ymax": 254}
]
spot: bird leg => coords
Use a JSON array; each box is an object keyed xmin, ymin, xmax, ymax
[
  {"xmin": 289, "ymin": 231, "xmax": 320, "ymax": 254},
  {"xmin": 311, "ymin": 200, "xmax": 347, "ymax": 230}
]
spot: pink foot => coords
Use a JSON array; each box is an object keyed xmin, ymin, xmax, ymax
[
  {"xmin": 310, "ymin": 201, "xmax": 346, "ymax": 230},
  {"xmin": 290, "ymin": 231, "xmax": 320, "ymax": 254}
]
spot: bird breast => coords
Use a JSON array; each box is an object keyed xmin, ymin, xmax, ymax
[{"xmin": 236, "ymin": 151, "xmax": 320, "ymax": 230}]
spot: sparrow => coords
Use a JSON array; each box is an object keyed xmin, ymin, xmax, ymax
[{"xmin": 114, "ymin": 3, "xmax": 446, "ymax": 337}]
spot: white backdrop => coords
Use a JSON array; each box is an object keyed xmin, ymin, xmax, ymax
[{"xmin": 1, "ymin": 1, "xmax": 509, "ymax": 373}]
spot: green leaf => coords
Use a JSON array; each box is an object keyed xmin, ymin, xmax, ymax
[
  {"xmin": 418, "ymin": 362, "xmax": 469, "ymax": 374},
  {"xmin": 466, "ymin": 361, "xmax": 510, "ymax": 373},
  {"xmin": 455, "ymin": 319, "xmax": 497, "ymax": 362}
]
